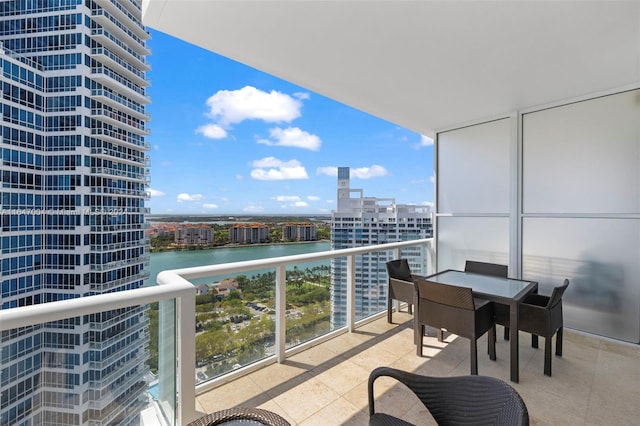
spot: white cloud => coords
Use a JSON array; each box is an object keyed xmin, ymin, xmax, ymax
[
  {"xmin": 148, "ymin": 188, "xmax": 166, "ymax": 197},
  {"xmin": 153, "ymin": 144, "xmax": 160, "ymax": 151},
  {"xmin": 350, "ymin": 165, "xmax": 388, "ymax": 179},
  {"xmin": 307, "ymin": 195, "xmax": 320, "ymax": 201},
  {"xmin": 243, "ymin": 202, "xmax": 264, "ymax": 212},
  {"xmin": 294, "ymin": 92, "xmax": 310, "ymax": 101},
  {"xmin": 250, "ymin": 157, "xmax": 309, "ymax": 181},
  {"xmin": 273, "ymin": 195, "xmax": 301, "ymax": 202},
  {"xmin": 417, "ymin": 135, "xmax": 434, "ymax": 148},
  {"xmin": 257, "ymin": 127, "xmax": 321, "ymax": 151},
  {"xmin": 276, "ymin": 195, "xmax": 308, "ymax": 208},
  {"xmin": 202, "ymin": 203, "xmax": 218, "ymax": 209},
  {"xmin": 317, "ymin": 165, "xmax": 387, "ymax": 179},
  {"xmin": 316, "ymin": 166, "xmax": 338, "ymax": 177},
  {"xmin": 204, "ymin": 86, "xmax": 304, "ymax": 126},
  {"xmin": 196, "ymin": 123, "xmax": 228, "ymax": 139},
  {"xmin": 177, "ymin": 193, "xmax": 203, "ymax": 202}
]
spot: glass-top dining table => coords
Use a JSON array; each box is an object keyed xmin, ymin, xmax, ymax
[{"xmin": 425, "ymin": 270, "xmax": 538, "ymax": 382}]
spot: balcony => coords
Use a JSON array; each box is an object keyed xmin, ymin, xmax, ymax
[
  {"xmin": 195, "ymin": 313, "xmax": 640, "ymax": 425},
  {"xmin": 2, "ymin": 239, "xmax": 639, "ymax": 425}
]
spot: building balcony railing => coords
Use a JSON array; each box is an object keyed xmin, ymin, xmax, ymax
[
  {"xmin": 93, "ymin": 0, "xmax": 149, "ymax": 41},
  {"xmin": 91, "ymin": 89, "xmax": 150, "ymax": 121},
  {"xmin": 0, "ymin": 238, "xmax": 432, "ymax": 425}
]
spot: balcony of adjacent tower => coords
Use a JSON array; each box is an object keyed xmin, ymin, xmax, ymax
[
  {"xmin": 91, "ymin": 9, "xmax": 150, "ymax": 57},
  {"xmin": 91, "ymin": 28, "xmax": 150, "ymax": 72},
  {"xmin": 91, "ymin": 47, "xmax": 150, "ymax": 88},
  {"xmin": 90, "ymin": 127, "xmax": 150, "ymax": 150},
  {"xmin": 91, "ymin": 107, "xmax": 149, "ymax": 136},
  {"xmin": 90, "ymin": 147, "xmax": 149, "ymax": 168},
  {"xmin": 90, "ymin": 88, "xmax": 150, "ymax": 121},
  {"xmin": 93, "ymin": 0, "xmax": 150, "ymax": 42},
  {"xmin": 91, "ymin": 66, "xmax": 150, "ymax": 106}
]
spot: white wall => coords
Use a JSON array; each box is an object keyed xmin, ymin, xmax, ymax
[{"xmin": 436, "ymin": 89, "xmax": 640, "ymax": 343}]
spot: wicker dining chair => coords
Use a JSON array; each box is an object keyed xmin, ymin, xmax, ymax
[
  {"xmin": 414, "ymin": 278, "xmax": 496, "ymax": 375},
  {"xmin": 368, "ymin": 366, "xmax": 529, "ymax": 426},
  {"xmin": 187, "ymin": 407, "xmax": 291, "ymax": 426},
  {"xmin": 465, "ymin": 260, "xmax": 511, "ymax": 340},
  {"xmin": 495, "ymin": 279, "xmax": 570, "ymax": 376},
  {"xmin": 385, "ymin": 259, "xmax": 416, "ymax": 324}
]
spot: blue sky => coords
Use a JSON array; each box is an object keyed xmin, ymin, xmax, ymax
[{"xmin": 146, "ymin": 30, "xmax": 434, "ymax": 215}]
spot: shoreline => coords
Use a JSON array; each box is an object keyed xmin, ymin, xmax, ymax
[{"xmin": 151, "ymin": 239, "xmax": 330, "ymax": 254}]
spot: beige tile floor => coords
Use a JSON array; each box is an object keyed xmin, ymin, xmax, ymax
[{"xmin": 195, "ymin": 312, "xmax": 640, "ymax": 425}]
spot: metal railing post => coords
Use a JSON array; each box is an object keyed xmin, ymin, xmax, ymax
[
  {"xmin": 178, "ymin": 290, "xmax": 196, "ymax": 425},
  {"xmin": 275, "ymin": 264, "xmax": 287, "ymax": 363},
  {"xmin": 346, "ymin": 254, "xmax": 356, "ymax": 332}
]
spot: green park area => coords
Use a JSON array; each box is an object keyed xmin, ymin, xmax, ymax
[{"xmin": 146, "ymin": 265, "xmax": 331, "ymax": 380}]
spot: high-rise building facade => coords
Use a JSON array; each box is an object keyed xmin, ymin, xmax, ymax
[
  {"xmin": 331, "ymin": 167, "xmax": 432, "ymax": 327},
  {"xmin": 282, "ymin": 223, "xmax": 316, "ymax": 242},
  {"xmin": 0, "ymin": 1, "xmax": 150, "ymax": 424},
  {"xmin": 228, "ymin": 223, "xmax": 269, "ymax": 244},
  {"xmin": 175, "ymin": 225, "xmax": 213, "ymax": 246}
]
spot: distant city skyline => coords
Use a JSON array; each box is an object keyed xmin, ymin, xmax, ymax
[{"xmin": 146, "ymin": 30, "xmax": 435, "ymax": 215}]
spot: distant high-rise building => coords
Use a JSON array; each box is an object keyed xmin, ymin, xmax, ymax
[
  {"xmin": 229, "ymin": 223, "xmax": 269, "ymax": 244},
  {"xmin": 175, "ymin": 225, "xmax": 214, "ymax": 246},
  {"xmin": 0, "ymin": 1, "xmax": 150, "ymax": 424},
  {"xmin": 282, "ymin": 223, "xmax": 316, "ymax": 242},
  {"xmin": 331, "ymin": 167, "xmax": 432, "ymax": 326}
]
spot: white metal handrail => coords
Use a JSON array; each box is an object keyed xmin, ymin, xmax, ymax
[{"xmin": 0, "ymin": 237, "xmax": 432, "ymax": 425}]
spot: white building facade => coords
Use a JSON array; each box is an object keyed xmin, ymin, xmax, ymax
[
  {"xmin": 0, "ymin": 1, "xmax": 151, "ymax": 424},
  {"xmin": 330, "ymin": 167, "xmax": 432, "ymax": 327}
]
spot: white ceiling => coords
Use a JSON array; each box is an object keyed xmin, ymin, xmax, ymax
[{"xmin": 142, "ymin": 0, "xmax": 640, "ymax": 136}]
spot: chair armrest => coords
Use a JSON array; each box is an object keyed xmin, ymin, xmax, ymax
[
  {"xmin": 522, "ymin": 293, "xmax": 549, "ymax": 307},
  {"xmin": 368, "ymin": 367, "xmax": 418, "ymax": 416}
]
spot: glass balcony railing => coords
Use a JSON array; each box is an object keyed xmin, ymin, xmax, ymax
[{"xmin": 0, "ymin": 238, "xmax": 432, "ymax": 425}]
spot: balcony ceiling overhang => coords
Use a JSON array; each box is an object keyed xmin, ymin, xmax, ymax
[{"xmin": 142, "ymin": 0, "xmax": 640, "ymax": 136}]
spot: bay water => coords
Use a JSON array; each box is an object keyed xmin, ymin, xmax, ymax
[{"xmin": 146, "ymin": 241, "xmax": 331, "ymax": 286}]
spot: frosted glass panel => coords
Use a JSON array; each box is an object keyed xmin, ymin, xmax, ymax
[
  {"xmin": 437, "ymin": 216, "xmax": 509, "ymax": 272},
  {"xmin": 523, "ymin": 90, "xmax": 640, "ymax": 214},
  {"xmin": 523, "ymin": 217, "xmax": 640, "ymax": 343},
  {"xmin": 438, "ymin": 118, "xmax": 511, "ymax": 214}
]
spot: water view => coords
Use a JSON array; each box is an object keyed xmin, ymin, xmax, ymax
[
  {"xmin": 146, "ymin": 241, "xmax": 331, "ymax": 286},
  {"xmin": 145, "ymin": 241, "xmax": 334, "ymax": 383}
]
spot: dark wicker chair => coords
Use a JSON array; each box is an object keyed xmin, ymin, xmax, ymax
[
  {"xmin": 187, "ymin": 407, "xmax": 291, "ymax": 426},
  {"xmin": 368, "ymin": 366, "xmax": 529, "ymax": 426},
  {"xmin": 464, "ymin": 260, "xmax": 508, "ymax": 278},
  {"xmin": 414, "ymin": 278, "xmax": 496, "ymax": 375},
  {"xmin": 385, "ymin": 259, "xmax": 416, "ymax": 324},
  {"xmin": 464, "ymin": 260, "xmax": 511, "ymax": 340},
  {"xmin": 495, "ymin": 279, "xmax": 570, "ymax": 376}
]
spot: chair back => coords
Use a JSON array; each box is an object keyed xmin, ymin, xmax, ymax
[
  {"xmin": 547, "ymin": 279, "xmax": 570, "ymax": 309},
  {"xmin": 419, "ymin": 374, "xmax": 529, "ymax": 425},
  {"xmin": 417, "ymin": 279, "xmax": 475, "ymax": 310},
  {"xmin": 386, "ymin": 259, "xmax": 412, "ymax": 282},
  {"xmin": 368, "ymin": 367, "xmax": 529, "ymax": 426},
  {"xmin": 465, "ymin": 260, "xmax": 508, "ymax": 278}
]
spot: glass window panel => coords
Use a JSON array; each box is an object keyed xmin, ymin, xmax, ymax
[
  {"xmin": 522, "ymin": 90, "xmax": 640, "ymax": 214},
  {"xmin": 522, "ymin": 217, "xmax": 640, "ymax": 343},
  {"xmin": 437, "ymin": 118, "xmax": 511, "ymax": 214},
  {"xmin": 436, "ymin": 216, "xmax": 509, "ymax": 272}
]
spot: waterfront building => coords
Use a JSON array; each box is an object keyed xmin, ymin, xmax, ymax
[
  {"xmin": 330, "ymin": 167, "xmax": 432, "ymax": 326},
  {"xmin": 175, "ymin": 225, "xmax": 213, "ymax": 246},
  {"xmin": 0, "ymin": 1, "xmax": 150, "ymax": 425},
  {"xmin": 282, "ymin": 222, "xmax": 316, "ymax": 242},
  {"xmin": 228, "ymin": 223, "xmax": 269, "ymax": 244}
]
